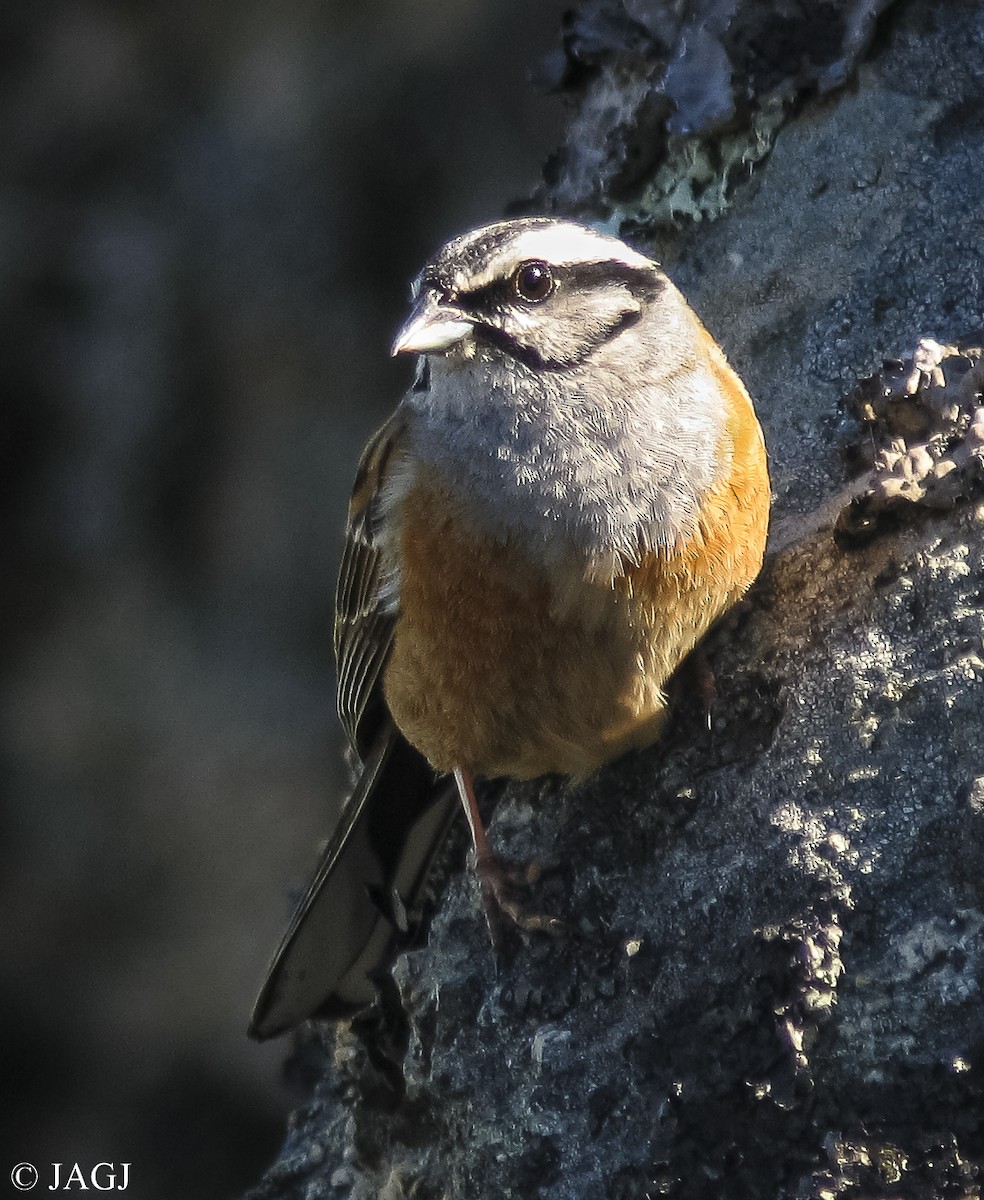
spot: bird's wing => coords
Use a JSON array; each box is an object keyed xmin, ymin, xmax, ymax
[{"xmin": 334, "ymin": 408, "xmax": 406, "ymax": 761}]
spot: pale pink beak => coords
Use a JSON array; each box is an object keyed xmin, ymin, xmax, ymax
[{"xmin": 391, "ymin": 294, "xmax": 473, "ymax": 356}]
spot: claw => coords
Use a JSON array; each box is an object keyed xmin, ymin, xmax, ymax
[
  {"xmin": 687, "ymin": 645, "xmax": 716, "ymax": 735},
  {"xmin": 474, "ymin": 850, "xmax": 566, "ymax": 942},
  {"xmin": 453, "ymin": 766, "xmax": 566, "ymax": 945}
]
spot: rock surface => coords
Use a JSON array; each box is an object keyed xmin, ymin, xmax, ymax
[{"xmin": 247, "ymin": 2, "xmax": 984, "ymax": 1196}]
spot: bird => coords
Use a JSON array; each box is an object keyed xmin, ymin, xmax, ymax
[{"xmin": 249, "ymin": 217, "xmax": 770, "ymax": 1040}]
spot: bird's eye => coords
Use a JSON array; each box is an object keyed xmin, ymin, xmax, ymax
[{"xmin": 513, "ymin": 260, "xmax": 553, "ymax": 303}]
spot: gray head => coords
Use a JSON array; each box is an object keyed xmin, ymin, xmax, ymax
[
  {"xmin": 392, "ymin": 218, "xmax": 666, "ymax": 371},
  {"xmin": 390, "ymin": 218, "xmax": 731, "ymax": 576}
]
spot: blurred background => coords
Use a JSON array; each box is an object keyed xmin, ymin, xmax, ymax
[{"xmin": 0, "ymin": 2, "xmax": 566, "ymax": 1195}]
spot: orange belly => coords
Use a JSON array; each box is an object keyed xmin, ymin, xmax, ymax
[{"xmin": 383, "ymin": 357, "xmax": 769, "ymax": 780}]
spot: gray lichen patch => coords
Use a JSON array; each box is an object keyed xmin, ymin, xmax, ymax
[
  {"xmin": 616, "ymin": 92, "xmax": 791, "ymax": 227},
  {"xmin": 537, "ymin": 0, "xmax": 902, "ymax": 225}
]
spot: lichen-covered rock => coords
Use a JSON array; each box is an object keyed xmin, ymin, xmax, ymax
[{"xmin": 536, "ymin": 0, "xmax": 901, "ymax": 223}]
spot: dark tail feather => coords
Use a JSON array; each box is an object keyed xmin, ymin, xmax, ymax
[{"xmin": 249, "ymin": 726, "xmax": 458, "ymax": 1040}]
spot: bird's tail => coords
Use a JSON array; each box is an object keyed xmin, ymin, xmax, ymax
[{"xmin": 249, "ymin": 725, "xmax": 458, "ymax": 1040}]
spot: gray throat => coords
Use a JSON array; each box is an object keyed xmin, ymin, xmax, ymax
[{"xmin": 404, "ymin": 341, "xmax": 727, "ymax": 574}]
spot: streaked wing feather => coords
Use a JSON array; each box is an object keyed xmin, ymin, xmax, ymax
[{"xmin": 334, "ymin": 410, "xmax": 407, "ymax": 759}]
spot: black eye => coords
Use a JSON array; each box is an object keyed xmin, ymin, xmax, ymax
[{"xmin": 514, "ymin": 260, "xmax": 553, "ymax": 303}]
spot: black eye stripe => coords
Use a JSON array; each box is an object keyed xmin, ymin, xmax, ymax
[
  {"xmin": 453, "ymin": 278, "xmax": 509, "ymax": 313},
  {"xmin": 453, "ymin": 264, "xmax": 568, "ymax": 313},
  {"xmin": 563, "ymin": 260, "xmax": 664, "ymax": 300},
  {"xmin": 450, "ymin": 260, "xmax": 662, "ymax": 312}
]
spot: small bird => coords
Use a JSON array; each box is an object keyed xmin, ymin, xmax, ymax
[{"xmin": 249, "ymin": 217, "xmax": 770, "ymax": 1039}]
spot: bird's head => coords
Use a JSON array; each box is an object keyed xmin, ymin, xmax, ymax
[{"xmin": 392, "ymin": 218, "xmax": 666, "ymax": 372}]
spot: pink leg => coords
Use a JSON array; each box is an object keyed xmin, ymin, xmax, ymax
[
  {"xmin": 453, "ymin": 766, "xmax": 493, "ymax": 860},
  {"xmin": 452, "ymin": 766, "xmax": 564, "ymax": 942}
]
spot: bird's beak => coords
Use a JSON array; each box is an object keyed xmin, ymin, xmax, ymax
[{"xmin": 391, "ymin": 294, "xmax": 473, "ymax": 356}]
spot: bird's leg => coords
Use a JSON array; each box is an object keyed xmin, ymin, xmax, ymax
[{"xmin": 452, "ymin": 767, "xmax": 564, "ymax": 945}]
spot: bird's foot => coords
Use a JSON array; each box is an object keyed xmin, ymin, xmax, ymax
[{"xmin": 473, "ymin": 850, "xmax": 566, "ymax": 949}]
